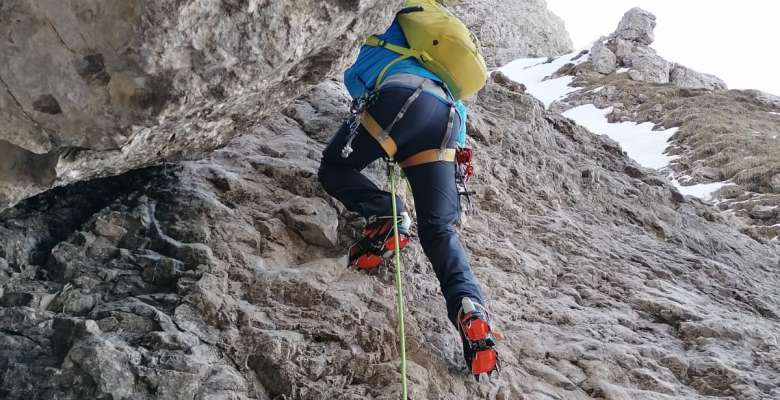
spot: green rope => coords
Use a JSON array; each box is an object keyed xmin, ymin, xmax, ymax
[{"xmin": 388, "ymin": 162, "xmax": 408, "ymax": 400}]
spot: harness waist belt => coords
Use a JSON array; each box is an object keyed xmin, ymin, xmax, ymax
[
  {"xmin": 399, "ymin": 148, "xmax": 456, "ymax": 168},
  {"xmin": 360, "ymin": 111, "xmax": 456, "ymax": 168},
  {"xmin": 379, "ymin": 73, "xmax": 450, "ymax": 103}
]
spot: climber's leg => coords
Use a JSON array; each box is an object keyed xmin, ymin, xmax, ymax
[
  {"xmin": 319, "ymin": 121, "xmax": 404, "ymax": 219},
  {"xmin": 403, "ymin": 161, "xmax": 485, "ymax": 325}
]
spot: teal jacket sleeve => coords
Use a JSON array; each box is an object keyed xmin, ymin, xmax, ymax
[{"xmin": 455, "ymin": 101, "xmax": 468, "ymax": 147}]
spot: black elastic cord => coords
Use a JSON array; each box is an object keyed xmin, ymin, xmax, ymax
[{"xmin": 397, "ymin": 6, "xmax": 424, "ymax": 15}]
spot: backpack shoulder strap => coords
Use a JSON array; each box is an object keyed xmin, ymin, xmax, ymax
[
  {"xmin": 365, "ymin": 36, "xmax": 435, "ymax": 88},
  {"xmin": 365, "ymin": 36, "xmax": 430, "ymax": 60}
]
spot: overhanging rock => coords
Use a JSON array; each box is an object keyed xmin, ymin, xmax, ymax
[{"xmin": 0, "ymin": 0, "xmax": 402, "ymax": 209}]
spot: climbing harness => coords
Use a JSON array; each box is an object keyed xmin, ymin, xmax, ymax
[
  {"xmin": 341, "ymin": 75, "xmax": 459, "ymax": 169},
  {"xmin": 342, "ymin": 73, "xmax": 491, "ymax": 391},
  {"xmin": 344, "ymin": 75, "xmax": 462, "ymax": 270},
  {"xmin": 458, "ymin": 298, "xmax": 500, "ymax": 379}
]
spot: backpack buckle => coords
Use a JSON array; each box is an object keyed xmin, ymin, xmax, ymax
[{"xmin": 419, "ymin": 51, "xmax": 433, "ymax": 63}]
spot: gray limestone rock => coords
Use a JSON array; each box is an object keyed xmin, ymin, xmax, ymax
[
  {"xmin": 450, "ymin": 0, "xmax": 573, "ymax": 67},
  {"xmin": 553, "ymin": 6, "xmax": 778, "ymax": 239},
  {"xmin": 749, "ymin": 205, "xmax": 777, "ymax": 220},
  {"xmin": 628, "ymin": 50, "xmax": 671, "ymax": 84},
  {"xmin": 771, "ymin": 174, "xmax": 780, "ymax": 193},
  {"xmin": 1, "ymin": 3, "xmax": 779, "ymax": 400},
  {"xmin": 616, "ymin": 7, "xmax": 657, "ymax": 45},
  {"xmin": 281, "ymin": 196, "xmax": 339, "ymax": 247},
  {"xmin": 614, "ymin": 38, "xmax": 636, "ymax": 66},
  {"xmin": 1, "ymin": 78, "xmax": 778, "ymax": 400},
  {"xmin": 670, "ymin": 64, "xmax": 728, "ymax": 90},
  {"xmin": 748, "ymin": 89, "xmax": 780, "ymax": 108},
  {"xmin": 591, "ymin": 41, "xmax": 618, "ymax": 74},
  {"xmin": 0, "ymin": 0, "xmax": 403, "ymax": 210}
]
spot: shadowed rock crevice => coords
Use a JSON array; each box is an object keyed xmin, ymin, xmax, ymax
[
  {"xmin": 0, "ymin": 165, "xmax": 174, "ymax": 270},
  {"xmin": 0, "ymin": 140, "xmax": 58, "ymax": 207}
]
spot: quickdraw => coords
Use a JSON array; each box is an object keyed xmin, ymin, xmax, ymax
[
  {"xmin": 341, "ymin": 91, "xmax": 379, "ymax": 159},
  {"xmin": 455, "ymin": 147, "xmax": 477, "ymax": 215}
]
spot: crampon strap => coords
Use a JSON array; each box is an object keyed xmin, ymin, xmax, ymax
[{"xmin": 458, "ymin": 299, "xmax": 499, "ymax": 377}]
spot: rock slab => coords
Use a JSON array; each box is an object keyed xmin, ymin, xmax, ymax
[{"xmin": 0, "ymin": 0, "xmax": 403, "ymax": 209}]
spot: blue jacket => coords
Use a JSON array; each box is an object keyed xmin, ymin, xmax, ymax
[{"xmin": 344, "ymin": 20, "xmax": 468, "ymax": 146}]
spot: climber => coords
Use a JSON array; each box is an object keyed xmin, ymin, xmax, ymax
[{"xmin": 317, "ymin": 3, "xmax": 499, "ymax": 378}]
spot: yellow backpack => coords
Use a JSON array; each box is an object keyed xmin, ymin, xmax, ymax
[{"xmin": 365, "ymin": 0, "xmax": 488, "ymax": 100}]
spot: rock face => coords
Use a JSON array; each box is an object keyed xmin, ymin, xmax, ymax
[
  {"xmin": 2, "ymin": 2, "xmax": 779, "ymax": 399},
  {"xmin": 772, "ymin": 174, "xmax": 780, "ymax": 192},
  {"xmin": 559, "ymin": 78, "xmax": 780, "ymax": 239},
  {"xmin": 450, "ymin": 0, "xmax": 573, "ymax": 67},
  {"xmin": 590, "ymin": 41, "xmax": 617, "ymax": 75},
  {"xmin": 670, "ymin": 64, "xmax": 728, "ymax": 90},
  {"xmin": 0, "ymin": 0, "xmax": 402, "ymax": 209},
  {"xmin": 2, "ymin": 76, "xmax": 779, "ymax": 399},
  {"xmin": 615, "ymin": 7, "xmax": 656, "ymax": 45},
  {"xmin": 600, "ymin": 8, "xmax": 724, "ymax": 89},
  {"xmin": 627, "ymin": 50, "xmax": 671, "ymax": 84}
]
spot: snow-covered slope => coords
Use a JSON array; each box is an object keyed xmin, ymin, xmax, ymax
[
  {"xmin": 500, "ymin": 8, "xmax": 780, "ymax": 240},
  {"xmin": 500, "ymin": 52, "xmax": 586, "ymax": 107}
]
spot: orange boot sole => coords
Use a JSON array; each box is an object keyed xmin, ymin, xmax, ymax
[
  {"xmin": 350, "ymin": 233, "xmax": 409, "ymax": 270},
  {"xmin": 461, "ymin": 314, "xmax": 499, "ymax": 377}
]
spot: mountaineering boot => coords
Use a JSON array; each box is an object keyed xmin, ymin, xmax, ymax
[
  {"xmin": 348, "ymin": 212, "xmax": 411, "ymax": 270},
  {"xmin": 458, "ymin": 297, "xmax": 499, "ymax": 379}
]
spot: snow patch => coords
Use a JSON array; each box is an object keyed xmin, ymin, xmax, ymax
[
  {"xmin": 563, "ymin": 104, "xmax": 677, "ymax": 169},
  {"xmin": 561, "ymin": 104, "xmax": 736, "ymax": 202},
  {"xmin": 499, "ymin": 51, "xmax": 588, "ymax": 108},
  {"xmin": 502, "ymin": 53, "xmax": 739, "ymax": 202},
  {"xmin": 671, "ymin": 180, "xmax": 735, "ymax": 201}
]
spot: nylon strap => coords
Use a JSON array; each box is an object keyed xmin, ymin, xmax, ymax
[
  {"xmin": 365, "ymin": 36, "xmax": 427, "ymax": 60},
  {"xmin": 376, "ymin": 55, "xmax": 410, "ymax": 88},
  {"xmin": 440, "ymin": 106, "xmax": 456, "ymax": 159},
  {"xmin": 399, "ymin": 148, "xmax": 456, "ymax": 168},
  {"xmin": 397, "ymin": 104, "xmax": 458, "ymax": 169},
  {"xmin": 360, "ymin": 111, "xmax": 398, "ymax": 157},
  {"xmin": 366, "ymin": 35, "xmax": 435, "ymax": 88},
  {"xmin": 385, "ymin": 86, "xmax": 424, "ymax": 134},
  {"xmin": 359, "ymin": 83, "xmax": 424, "ymax": 159}
]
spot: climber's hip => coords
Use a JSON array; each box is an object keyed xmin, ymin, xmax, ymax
[{"xmin": 349, "ymin": 78, "xmax": 460, "ymax": 164}]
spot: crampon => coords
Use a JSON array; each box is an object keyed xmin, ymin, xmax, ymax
[
  {"xmin": 348, "ymin": 215, "xmax": 410, "ymax": 270},
  {"xmin": 458, "ymin": 298, "xmax": 500, "ymax": 380}
]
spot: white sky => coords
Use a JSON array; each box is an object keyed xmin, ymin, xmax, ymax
[{"xmin": 545, "ymin": 0, "xmax": 780, "ymax": 95}]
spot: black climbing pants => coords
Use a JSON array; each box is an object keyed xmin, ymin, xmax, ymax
[{"xmin": 318, "ymin": 83, "xmax": 485, "ymax": 326}]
